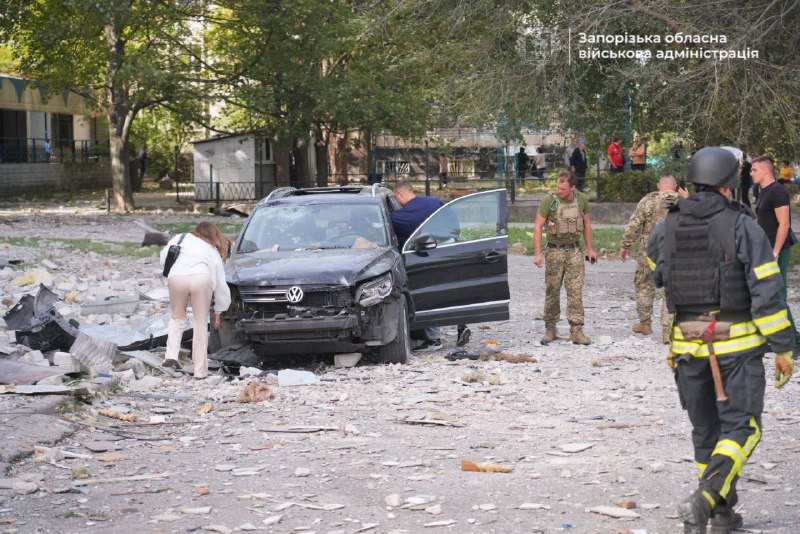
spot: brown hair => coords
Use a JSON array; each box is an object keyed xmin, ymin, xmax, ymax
[
  {"xmin": 394, "ymin": 180, "xmax": 414, "ymax": 193},
  {"xmin": 751, "ymin": 155, "xmax": 775, "ymax": 177},
  {"xmin": 557, "ymin": 171, "xmax": 575, "ymax": 187},
  {"xmin": 192, "ymin": 222, "xmax": 231, "ymax": 261}
]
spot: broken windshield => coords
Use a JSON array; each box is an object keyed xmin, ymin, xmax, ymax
[{"xmin": 238, "ymin": 203, "xmax": 388, "ymax": 252}]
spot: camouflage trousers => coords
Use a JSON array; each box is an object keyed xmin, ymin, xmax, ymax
[
  {"xmin": 634, "ymin": 254, "xmax": 674, "ymax": 327},
  {"xmin": 543, "ymin": 246, "xmax": 584, "ymax": 326}
]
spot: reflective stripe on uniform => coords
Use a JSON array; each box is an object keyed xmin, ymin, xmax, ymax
[
  {"xmin": 743, "ymin": 417, "xmax": 761, "ymax": 459},
  {"xmin": 670, "ymin": 332, "xmax": 765, "ymax": 358},
  {"xmin": 753, "ymin": 309, "xmax": 791, "ymax": 335},
  {"xmin": 696, "ymin": 462, "xmax": 707, "ymax": 478},
  {"xmin": 646, "ymin": 256, "xmax": 656, "ymax": 271},
  {"xmin": 671, "ymin": 321, "xmax": 758, "ymax": 341},
  {"xmin": 713, "ymin": 439, "xmax": 746, "ymax": 498},
  {"xmin": 753, "ymin": 260, "xmax": 780, "ymax": 280}
]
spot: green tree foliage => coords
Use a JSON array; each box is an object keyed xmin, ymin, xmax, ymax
[
  {"xmin": 204, "ymin": 0, "xmax": 439, "ymax": 184},
  {"xmin": 0, "ymin": 0, "xmax": 209, "ymax": 210},
  {"xmin": 408, "ymin": 0, "xmax": 800, "ymax": 156}
]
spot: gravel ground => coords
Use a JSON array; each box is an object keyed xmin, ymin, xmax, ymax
[{"xmin": 0, "ymin": 213, "xmax": 798, "ymax": 534}]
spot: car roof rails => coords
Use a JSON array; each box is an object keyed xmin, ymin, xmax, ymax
[
  {"xmin": 263, "ymin": 187, "xmax": 296, "ymax": 203},
  {"xmin": 291, "ymin": 186, "xmax": 365, "ymax": 195}
]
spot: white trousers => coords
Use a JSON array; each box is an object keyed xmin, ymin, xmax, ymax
[{"xmin": 165, "ymin": 274, "xmax": 212, "ymax": 378}]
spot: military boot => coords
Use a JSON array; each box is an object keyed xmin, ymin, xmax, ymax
[
  {"xmin": 709, "ymin": 511, "xmax": 743, "ymax": 533},
  {"xmin": 662, "ymin": 326, "xmax": 672, "ymax": 345},
  {"xmin": 632, "ymin": 322, "xmax": 652, "ymax": 335},
  {"xmin": 570, "ymin": 326, "xmax": 591, "ymax": 345},
  {"xmin": 677, "ymin": 489, "xmax": 713, "ymax": 534},
  {"xmin": 710, "ymin": 491, "xmax": 742, "ymax": 534},
  {"xmin": 541, "ymin": 323, "xmax": 557, "ymax": 344}
]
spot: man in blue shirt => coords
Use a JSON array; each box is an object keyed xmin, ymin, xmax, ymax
[{"xmin": 391, "ymin": 180, "xmax": 470, "ymax": 351}]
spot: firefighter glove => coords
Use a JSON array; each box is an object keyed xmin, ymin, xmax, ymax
[{"xmin": 774, "ymin": 351, "xmax": 794, "ymax": 389}]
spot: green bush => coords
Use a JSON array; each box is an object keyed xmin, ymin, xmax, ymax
[{"xmin": 596, "ymin": 170, "xmax": 660, "ymax": 202}]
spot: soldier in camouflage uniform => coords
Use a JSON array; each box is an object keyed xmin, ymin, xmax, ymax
[
  {"xmin": 534, "ymin": 172, "xmax": 598, "ymax": 344},
  {"xmin": 620, "ymin": 174, "xmax": 688, "ymax": 344}
]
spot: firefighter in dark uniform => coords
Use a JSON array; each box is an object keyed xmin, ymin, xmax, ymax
[{"xmin": 647, "ymin": 147, "xmax": 795, "ymax": 533}]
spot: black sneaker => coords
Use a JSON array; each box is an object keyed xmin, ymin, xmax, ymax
[
  {"xmin": 456, "ymin": 326, "xmax": 471, "ymax": 347},
  {"xmin": 413, "ymin": 339, "xmax": 443, "ymax": 352},
  {"xmin": 162, "ymin": 358, "xmax": 181, "ymax": 370}
]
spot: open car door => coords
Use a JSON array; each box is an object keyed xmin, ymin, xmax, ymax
[{"xmin": 403, "ymin": 189, "xmax": 510, "ymax": 329}]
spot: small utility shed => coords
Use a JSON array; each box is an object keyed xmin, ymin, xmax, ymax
[{"xmin": 191, "ymin": 133, "xmax": 275, "ymax": 201}]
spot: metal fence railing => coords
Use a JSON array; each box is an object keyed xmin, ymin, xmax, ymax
[{"xmin": 0, "ymin": 138, "xmax": 109, "ymax": 164}]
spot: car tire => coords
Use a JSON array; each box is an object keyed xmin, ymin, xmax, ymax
[{"xmin": 376, "ymin": 294, "xmax": 410, "ymax": 364}]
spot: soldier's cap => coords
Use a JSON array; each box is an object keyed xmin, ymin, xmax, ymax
[{"xmin": 687, "ymin": 147, "xmax": 740, "ymax": 189}]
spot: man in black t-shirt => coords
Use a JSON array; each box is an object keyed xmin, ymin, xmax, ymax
[{"xmin": 752, "ymin": 155, "xmax": 800, "ymax": 345}]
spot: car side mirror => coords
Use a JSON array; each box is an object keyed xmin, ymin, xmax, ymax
[{"xmin": 413, "ymin": 234, "xmax": 437, "ymax": 251}]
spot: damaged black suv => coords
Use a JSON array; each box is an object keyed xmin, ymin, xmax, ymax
[{"xmin": 219, "ymin": 185, "xmax": 510, "ymax": 363}]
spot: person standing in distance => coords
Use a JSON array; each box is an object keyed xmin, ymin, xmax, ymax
[
  {"xmin": 608, "ymin": 137, "xmax": 624, "ymax": 173},
  {"xmin": 569, "ymin": 141, "xmax": 588, "ymax": 192},
  {"xmin": 751, "ymin": 155, "xmax": 800, "ymax": 347},
  {"xmin": 647, "ymin": 147, "xmax": 795, "ymax": 533},
  {"xmin": 620, "ymin": 173, "xmax": 687, "ymax": 343},
  {"xmin": 534, "ymin": 172, "xmax": 598, "ymax": 345},
  {"xmin": 160, "ymin": 222, "xmax": 231, "ymax": 379},
  {"xmin": 628, "ymin": 136, "xmax": 647, "ymax": 171}
]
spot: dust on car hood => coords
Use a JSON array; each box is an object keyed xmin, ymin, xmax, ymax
[{"xmin": 226, "ymin": 247, "xmax": 398, "ymax": 286}]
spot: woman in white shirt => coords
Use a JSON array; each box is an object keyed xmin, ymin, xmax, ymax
[{"xmin": 160, "ymin": 222, "xmax": 231, "ymax": 379}]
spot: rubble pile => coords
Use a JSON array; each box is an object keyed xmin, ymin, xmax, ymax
[{"xmin": 0, "ymin": 214, "xmax": 797, "ymax": 533}]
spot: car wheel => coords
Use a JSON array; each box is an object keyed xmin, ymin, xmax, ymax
[{"xmin": 376, "ymin": 294, "xmax": 410, "ymax": 364}]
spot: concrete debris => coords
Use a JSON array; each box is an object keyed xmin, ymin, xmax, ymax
[
  {"xmin": 236, "ymin": 381, "xmax": 275, "ymax": 403},
  {"xmin": 559, "ymin": 442, "xmax": 595, "ymax": 453},
  {"xmin": 120, "ymin": 350, "xmax": 183, "ymax": 378},
  {"xmin": 334, "ymin": 352, "xmax": 362, "ymax": 368},
  {"xmin": 385, "ymin": 494, "xmax": 403, "ymax": 507},
  {"xmin": 0, "ymin": 358, "xmax": 66, "ymax": 385},
  {"xmin": 262, "ymin": 515, "xmax": 282, "ymax": 526},
  {"xmin": 518, "ymin": 503, "xmax": 551, "ymax": 510},
  {"xmin": 1, "ymin": 220, "xmax": 798, "ymax": 532},
  {"xmin": 277, "ymin": 369, "xmax": 320, "ymax": 386},
  {"xmin": 69, "ymin": 332, "xmax": 116, "ymax": 373},
  {"xmin": 588, "ymin": 505, "xmax": 641, "ymax": 519},
  {"xmin": 238, "ymin": 366, "xmax": 261, "ymax": 377}
]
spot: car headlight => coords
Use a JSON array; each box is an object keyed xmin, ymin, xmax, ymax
[{"xmin": 356, "ymin": 273, "xmax": 393, "ymax": 307}]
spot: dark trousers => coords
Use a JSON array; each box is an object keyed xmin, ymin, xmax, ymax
[
  {"xmin": 610, "ymin": 165, "xmax": 623, "ymax": 173},
  {"xmin": 631, "ymin": 163, "xmax": 646, "ymax": 171},
  {"xmin": 674, "ymin": 349, "xmax": 765, "ymax": 509},
  {"xmin": 740, "ymin": 182, "xmax": 752, "ymax": 207},
  {"xmin": 439, "ymin": 172, "xmax": 447, "ymax": 189},
  {"xmin": 574, "ymin": 171, "xmax": 586, "ymax": 191}
]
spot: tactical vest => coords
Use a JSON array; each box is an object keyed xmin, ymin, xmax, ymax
[
  {"xmin": 546, "ymin": 192, "xmax": 584, "ymax": 239},
  {"xmin": 661, "ymin": 196, "xmax": 750, "ymax": 315}
]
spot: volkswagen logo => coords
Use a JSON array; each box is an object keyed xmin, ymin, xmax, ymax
[{"xmin": 285, "ymin": 286, "xmax": 304, "ymax": 303}]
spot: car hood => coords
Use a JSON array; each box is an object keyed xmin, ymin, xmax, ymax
[{"xmin": 226, "ymin": 247, "xmax": 399, "ymax": 286}]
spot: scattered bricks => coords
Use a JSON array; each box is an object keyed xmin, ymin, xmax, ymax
[{"xmin": 53, "ymin": 351, "xmax": 82, "ymax": 373}]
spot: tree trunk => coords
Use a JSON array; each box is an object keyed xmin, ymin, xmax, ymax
[
  {"xmin": 332, "ymin": 132, "xmax": 349, "ymax": 185},
  {"xmin": 105, "ymin": 23, "xmax": 134, "ymax": 212},
  {"xmin": 314, "ymin": 125, "xmax": 330, "ymax": 187},
  {"xmin": 272, "ymin": 134, "xmax": 292, "ymax": 187},
  {"xmin": 292, "ymin": 137, "xmax": 311, "ymax": 188},
  {"xmin": 108, "ymin": 121, "xmax": 133, "ymax": 211}
]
